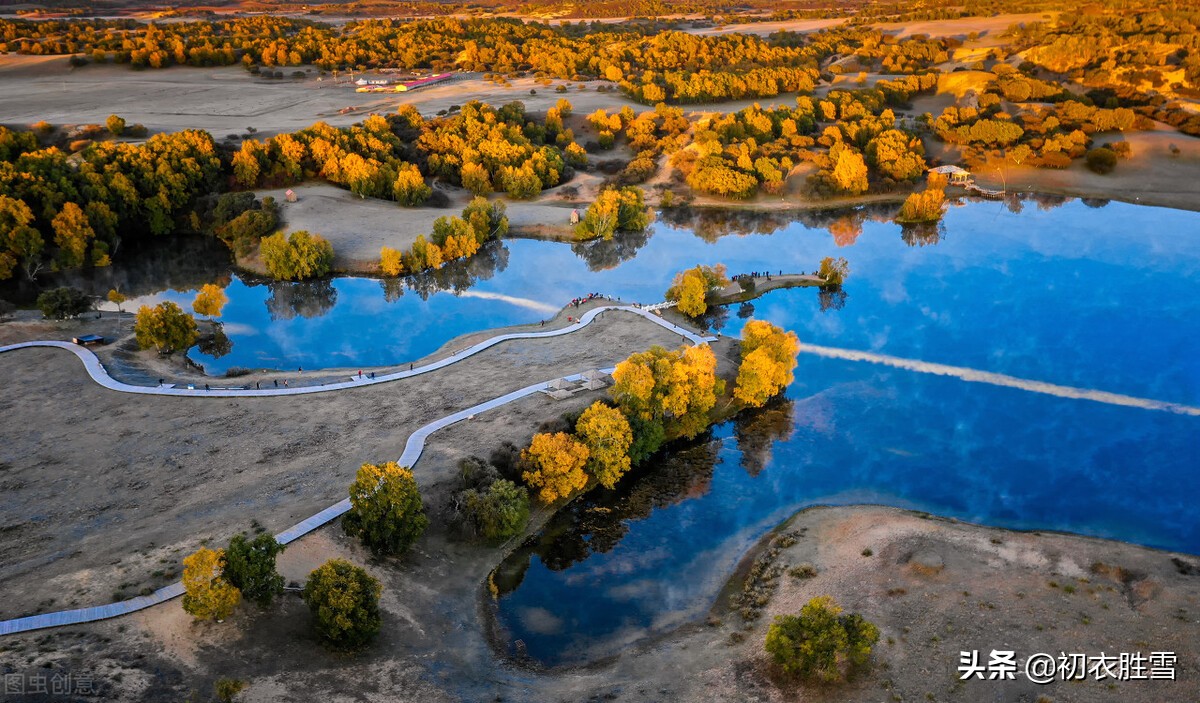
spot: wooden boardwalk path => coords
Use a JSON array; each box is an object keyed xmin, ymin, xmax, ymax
[{"xmin": 0, "ymin": 305, "xmax": 714, "ymax": 636}]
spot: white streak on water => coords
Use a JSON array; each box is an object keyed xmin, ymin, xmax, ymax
[
  {"xmin": 801, "ymin": 344, "xmax": 1200, "ymax": 417},
  {"xmin": 455, "ymin": 290, "xmax": 560, "ymax": 314}
]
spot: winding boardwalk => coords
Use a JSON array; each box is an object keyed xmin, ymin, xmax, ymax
[
  {"xmin": 0, "ymin": 305, "xmax": 715, "ymax": 636},
  {"xmin": 0, "ymin": 304, "xmax": 712, "ymax": 397}
]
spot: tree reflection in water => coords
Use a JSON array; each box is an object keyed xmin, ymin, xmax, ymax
[
  {"xmin": 570, "ymin": 227, "xmax": 651, "ymax": 271},
  {"xmin": 818, "ymin": 286, "xmax": 848, "ymax": 312},
  {"xmin": 197, "ymin": 324, "xmax": 233, "ymax": 359},
  {"xmin": 265, "ymin": 279, "xmax": 338, "ymax": 321},
  {"xmin": 900, "ymin": 221, "xmax": 946, "ymax": 247},
  {"xmin": 493, "ymin": 399, "xmax": 796, "ymax": 595},
  {"xmin": 733, "ymin": 397, "xmax": 796, "ymax": 477},
  {"xmin": 377, "ymin": 239, "xmax": 511, "ymax": 302}
]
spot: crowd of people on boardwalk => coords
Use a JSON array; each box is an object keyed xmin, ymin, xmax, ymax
[
  {"xmin": 543, "ymin": 292, "xmax": 626, "ymax": 325},
  {"xmin": 734, "ymin": 269, "xmax": 787, "ymax": 282}
]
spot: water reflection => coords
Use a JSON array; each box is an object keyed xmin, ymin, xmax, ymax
[
  {"xmin": 570, "ymin": 228, "xmax": 651, "ymax": 271},
  {"xmin": 265, "ymin": 279, "xmax": 339, "ymax": 321},
  {"xmin": 493, "ymin": 354, "xmax": 1200, "ymax": 665},
  {"xmin": 899, "ymin": 221, "xmax": 945, "ymax": 247}
]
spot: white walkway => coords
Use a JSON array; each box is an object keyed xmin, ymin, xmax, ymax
[
  {"xmin": 0, "ymin": 304, "xmax": 713, "ymax": 397},
  {"xmin": 0, "ymin": 306, "xmax": 712, "ymax": 636}
]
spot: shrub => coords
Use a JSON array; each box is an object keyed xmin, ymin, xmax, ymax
[
  {"xmin": 343, "ymin": 462, "xmax": 428, "ymax": 555},
  {"xmin": 1084, "ymin": 147, "xmax": 1118, "ymax": 174},
  {"xmin": 36, "ymin": 286, "xmax": 91, "ymax": 320},
  {"xmin": 214, "ymin": 678, "xmax": 245, "ymax": 703},
  {"xmin": 259, "ymin": 230, "xmax": 334, "ymax": 280},
  {"xmin": 764, "ymin": 596, "xmax": 879, "ymax": 682},
  {"xmin": 462, "ymin": 479, "xmax": 530, "ymax": 542},
  {"xmin": 303, "ymin": 559, "xmax": 382, "ymax": 650},
  {"xmin": 105, "ymin": 114, "xmax": 126, "ymax": 136}
]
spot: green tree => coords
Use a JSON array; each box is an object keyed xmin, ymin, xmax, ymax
[
  {"xmin": 462, "ymin": 479, "xmax": 530, "ymax": 542},
  {"xmin": 182, "ymin": 546, "xmax": 241, "ymax": 622},
  {"xmin": 1085, "ymin": 147, "xmax": 1118, "ymax": 174},
  {"xmin": 223, "ymin": 533, "xmax": 285, "ymax": 608},
  {"xmin": 36, "ymin": 287, "xmax": 91, "ymax": 320},
  {"xmin": 462, "ymin": 196, "xmax": 508, "ymax": 243},
  {"xmin": 302, "ymin": 559, "xmax": 382, "ymax": 651},
  {"xmin": 134, "ymin": 301, "xmax": 199, "ymax": 354},
  {"xmin": 615, "ymin": 186, "xmax": 651, "ymax": 231},
  {"xmin": 259, "ymin": 230, "xmax": 334, "ymax": 281},
  {"xmin": 344, "ymin": 462, "xmax": 429, "ymax": 556},
  {"xmin": 764, "ymin": 596, "xmax": 880, "ymax": 682}
]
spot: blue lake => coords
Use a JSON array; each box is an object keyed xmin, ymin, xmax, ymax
[{"xmin": 117, "ymin": 196, "xmax": 1200, "ymax": 664}]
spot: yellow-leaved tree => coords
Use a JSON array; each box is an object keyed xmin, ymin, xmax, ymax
[
  {"xmin": 665, "ymin": 264, "xmax": 729, "ymax": 317},
  {"xmin": 182, "ymin": 546, "xmax": 241, "ymax": 621},
  {"xmin": 734, "ymin": 320, "xmax": 801, "ymax": 407},
  {"xmin": 611, "ymin": 344, "xmax": 723, "ymax": 456},
  {"xmin": 192, "ymin": 283, "xmax": 228, "ymax": 318},
  {"xmin": 521, "ymin": 432, "xmax": 590, "ymax": 503},
  {"xmin": 380, "ymin": 246, "xmax": 403, "ymax": 276},
  {"xmin": 574, "ymin": 402, "xmax": 633, "ymax": 488}
]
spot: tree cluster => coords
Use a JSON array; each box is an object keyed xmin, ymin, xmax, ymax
[{"xmin": 664, "ymin": 263, "xmax": 729, "ymax": 317}]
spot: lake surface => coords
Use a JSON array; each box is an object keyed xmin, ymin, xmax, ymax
[{"xmin": 107, "ymin": 196, "xmax": 1200, "ymax": 664}]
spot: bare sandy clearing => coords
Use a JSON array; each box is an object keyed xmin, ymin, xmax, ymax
[
  {"xmin": 0, "ymin": 309, "xmax": 683, "ymax": 621},
  {"xmin": 0, "ymin": 58, "xmax": 391, "ymax": 137},
  {"xmin": 969, "ymin": 126, "xmax": 1200, "ymax": 212},
  {"xmin": 876, "ymin": 12, "xmax": 1056, "ymax": 40},
  {"xmin": 258, "ymin": 182, "xmax": 590, "ymax": 270}
]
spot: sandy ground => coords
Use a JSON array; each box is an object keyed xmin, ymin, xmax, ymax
[
  {"xmin": 2, "ymin": 501, "xmax": 1195, "ymax": 702},
  {"xmin": 0, "ymin": 305, "xmax": 685, "ymax": 621},
  {"xmin": 0, "ymin": 56, "xmax": 391, "ymax": 138},
  {"xmin": 259, "ymin": 180, "xmax": 596, "ymax": 271},
  {"xmin": 968, "ymin": 126, "xmax": 1200, "ymax": 212},
  {"xmin": 697, "ymin": 506, "xmax": 1200, "ymax": 703}
]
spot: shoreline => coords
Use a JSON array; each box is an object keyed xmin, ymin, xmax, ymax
[{"xmin": 231, "ymin": 182, "xmax": 1199, "ymax": 279}]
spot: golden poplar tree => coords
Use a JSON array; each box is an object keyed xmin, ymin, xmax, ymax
[
  {"xmin": 192, "ymin": 283, "xmax": 228, "ymax": 318},
  {"xmin": 734, "ymin": 320, "xmax": 801, "ymax": 407},
  {"xmin": 182, "ymin": 546, "xmax": 241, "ymax": 621},
  {"xmin": 380, "ymin": 246, "xmax": 404, "ymax": 276},
  {"xmin": 521, "ymin": 432, "xmax": 590, "ymax": 503},
  {"xmin": 575, "ymin": 402, "xmax": 633, "ymax": 488}
]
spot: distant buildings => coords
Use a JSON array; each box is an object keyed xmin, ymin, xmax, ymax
[{"xmin": 928, "ymin": 165, "xmax": 973, "ymax": 186}]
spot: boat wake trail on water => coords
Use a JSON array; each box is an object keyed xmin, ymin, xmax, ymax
[{"xmin": 802, "ymin": 344, "xmax": 1200, "ymax": 417}]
